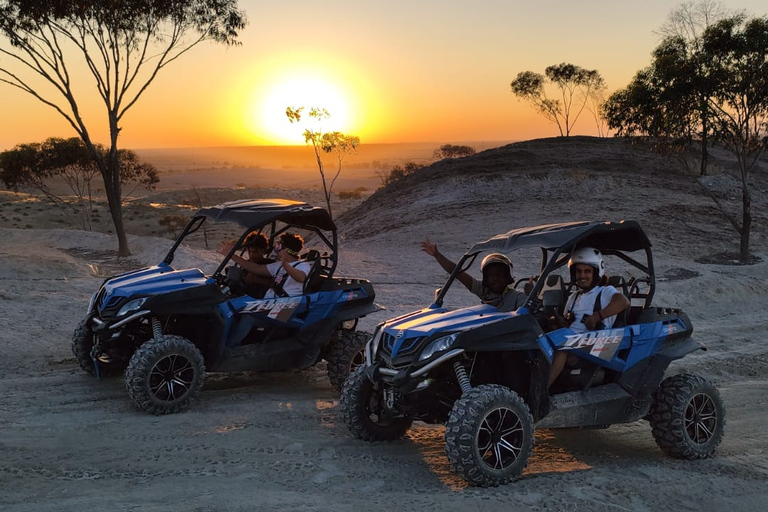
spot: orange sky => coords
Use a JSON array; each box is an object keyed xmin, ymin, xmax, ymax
[{"xmin": 0, "ymin": 0, "xmax": 765, "ymax": 151}]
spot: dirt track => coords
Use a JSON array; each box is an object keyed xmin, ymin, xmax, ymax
[{"xmin": 1, "ymin": 229, "xmax": 768, "ymax": 511}]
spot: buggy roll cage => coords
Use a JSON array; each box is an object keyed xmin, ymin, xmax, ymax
[
  {"xmin": 434, "ymin": 220, "xmax": 655, "ymax": 309},
  {"xmin": 161, "ymin": 199, "xmax": 339, "ymax": 279}
]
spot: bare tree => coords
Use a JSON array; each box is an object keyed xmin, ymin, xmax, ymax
[
  {"xmin": 187, "ymin": 185, "xmax": 210, "ymax": 248},
  {"xmin": 656, "ymin": 0, "xmax": 732, "ymax": 41},
  {"xmin": 0, "ymin": 0, "xmax": 246, "ymax": 255},
  {"xmin": 286, "ymin": 107, "xmax": 360, "ymax": 220},
  {"xmin": 583, "ymin": 77, "xmax": 610, "ymax": 137}
]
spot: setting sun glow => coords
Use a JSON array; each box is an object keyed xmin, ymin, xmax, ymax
[{"xmin": 251, "ymin": 73, "xmax": 355, "ymax": 145}]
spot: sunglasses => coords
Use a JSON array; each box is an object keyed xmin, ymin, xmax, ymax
[{"xmin": 274, "ymin": 242, "xmax": 299, "ymax": 256}]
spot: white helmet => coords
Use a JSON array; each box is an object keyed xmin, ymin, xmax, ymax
[
  {"xmin": 568, "ymin": 247, "xmax": 605, "ymax": 278},
  {"xmin": 480, "ymin": 252, "xmax": 514, "ymax": 288},
  {"xmin": 481, "ymin": 252, "xmax": 513, "ymax": 272}
]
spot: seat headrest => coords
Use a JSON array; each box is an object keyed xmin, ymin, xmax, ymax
[
  {"xmin": 545, "ymin": 274, "xmax": 563, "ymax": 287},
  {"xmin": 302, "ymin": 249, "xmax": 320, "ymax": 261}
]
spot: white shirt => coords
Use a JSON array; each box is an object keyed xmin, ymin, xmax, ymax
[
  {"xmin": 264, "ymin": 261, "xmax": 312, "ymax": 298},
  {"xmin": 563, "ymin": 285, "xmax": 621, "ymax": 333}
]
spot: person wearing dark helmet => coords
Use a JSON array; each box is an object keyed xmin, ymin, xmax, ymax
[
  {"xmin": 420, "ymin": 238, "xmax": 526, "ymax": 312},
  {"xmin": 548, "ymin": 246, "xmax": 630, "ymax": 387}
]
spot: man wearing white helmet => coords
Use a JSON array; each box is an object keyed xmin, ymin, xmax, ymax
[
  {"xmin": 420, "ymin": 238, "xmax": 526, "ymax": 312},
  {"xmin": 549, "ymin": 246, "xmax": 630, "ymax": 387}
]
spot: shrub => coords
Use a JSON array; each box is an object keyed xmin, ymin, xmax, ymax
[
  {"xmin": 433, "ymin": 144, "xmax": 476, "ymax": 159},
  {"xmin": 375, "ymin": 162, "xmax": 424, "ymax": 188},
  {"xmin": 338, "ymin": 190, "xmax": 362, "ymax": 200}
]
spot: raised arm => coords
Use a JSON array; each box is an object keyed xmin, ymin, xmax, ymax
[
  {"xmin": 218, "ymin": 241, "xmax": 271, "ymax": 277},
  {"xmin": 420, "ymin": 238, "xmax": 474, "ymax": 291}
]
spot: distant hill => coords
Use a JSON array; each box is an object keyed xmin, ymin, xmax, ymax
[{"xmin": 336, "ymin": 136, "xmax": 767, "ymax": 263}]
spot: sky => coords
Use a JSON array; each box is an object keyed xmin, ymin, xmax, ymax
[{"xmin": 0, "ymin": 0, "xmax": 766, "ymax": 151}]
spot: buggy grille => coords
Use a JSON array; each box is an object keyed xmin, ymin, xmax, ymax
[
  {"xmin": 95, "ymin": 290, "xmax": 124, "ymax": 321},
  {"xmin": 379, "ymin": 333, "xmax": 426, "ymax": 370}
]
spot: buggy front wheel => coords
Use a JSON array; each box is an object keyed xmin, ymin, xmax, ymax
[
  {"xmin": 444, "ymin": 384, "xmax": 534, "ymax": 487},
  {"xmin": 649, "ymin": 373, "xmax": 725, "ymax": 459},
  {"xmin": 325, "ymin": 330, "xmax": 370, "ymax": 392},
  {"xmin": 71, "ymin": 318, "xmax": 128, "ymax": 377},
  {"xmin": 339, "ymin": 366, "xmax": 412, "ymax": 441},
  {"xmin": 125, "ymin": 335, "xmax": 205, "ymax": 415}
]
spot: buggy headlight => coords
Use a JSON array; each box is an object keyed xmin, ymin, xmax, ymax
[
  {"xmin": 419, "ymin": 333, "xmax": 459, "ymax": 362},
  {"xmin": 116, "ymin": 297, "xmax": 147, "ymax": 318}
]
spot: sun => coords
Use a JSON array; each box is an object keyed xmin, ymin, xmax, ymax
[{"xmin": 253, "ymin": 73, "xmax": 354, "ymax": 145}]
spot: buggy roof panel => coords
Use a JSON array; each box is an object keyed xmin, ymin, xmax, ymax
[
  {"xmin": 195, "ymin": 199, "xmax": 336, "ymax": 231},
  {"xmin": 468, "ymin": 221, "xmax": 651, "ymax": 255}
]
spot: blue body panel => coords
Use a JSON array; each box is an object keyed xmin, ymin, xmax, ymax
[
  {"xmin": 541, "ymin": 314, "xmax": 691, "ymax": 372},
  {"xmin": 375, "ymin": 299, "xmax": 692, "ymax": 373},
  {"xmin": 215, "ymin": 285, "xmax": 376, "ymax": 345},
  {"xmin": 97, "ymin": 263, "xmax": 210, "ymax": 314},
  {"xmin": 379, "ymin": 304, "xmax": 515, "ymax": 358}
]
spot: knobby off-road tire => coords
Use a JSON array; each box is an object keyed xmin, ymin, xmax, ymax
[
  {"xmin": 649, "ymin": 373, "xmax": 725, "ymax": 459},
  {"xmin": 339, "ymin": 366, "xmax": 413, "ymax": 441},
  {"xmin": 445, "ymin": 384, "xmax": 534, "ymax": 487},
  {"xmin": 71, "ymin": 318, "xmax": 128, "ymax": 377},
  {"xmin": 125, "ymin": 335, "xmax": 205, "ymax": 415},
  {"xmin": 326, "ymin": 330, "xmax": 370, "ymax": 392}
]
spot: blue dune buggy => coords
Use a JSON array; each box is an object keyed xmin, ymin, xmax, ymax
[
  {"xmin": 73, "ymin": 199, "xmax": 382, "ymax": 414},
  {"xmin": 340, "ymin": 221, "xmax": 724, "ymax": 487}
]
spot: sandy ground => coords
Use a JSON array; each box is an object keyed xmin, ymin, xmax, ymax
[{"xmin": 1, "ymin": 138, "xmax": 768, "ymax": 511}]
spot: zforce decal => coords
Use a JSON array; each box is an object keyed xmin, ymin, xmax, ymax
[
  {"xmin": 243, "ymin": 297, "xmax": 302, "ymax": 321},
  {"xmin": 563, "ymin": 328, "xmax": 624, "ymax": 361}
]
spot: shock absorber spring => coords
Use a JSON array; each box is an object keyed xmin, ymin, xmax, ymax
[
  {"xmin": 453, "ymin": 360, "xmax": 472, "ymax": 395},
  {"xmin": 151, "ymin": 317, "xmax": 163, "ymax": 341}
]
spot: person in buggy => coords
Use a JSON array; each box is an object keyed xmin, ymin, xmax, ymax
[
  {"xmin": 224, "ymin": 232, "xmax": 274, "ymax": 298},
  {"xmin": 420, "ymin": 238, "xmax": 526, "ymax": 312},
  {"xmin": 548, "ymin": 246, "xmax": 630, "ymax": 387},
  {"xmin": 218, "ymin": 232, "xmax": 312, "ymax": 298}
]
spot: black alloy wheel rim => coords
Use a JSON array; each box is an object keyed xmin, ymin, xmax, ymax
[
  {"xmin": 477, "ymin": 406, "xmax": 525, "ymax": 470},
  {"xmin": 685, "ymin": 392, "xmax": 718, "ymax": 445},
  {"xmin": 149, "ymin": 354, "xmax": 196, "ymax": 402}
]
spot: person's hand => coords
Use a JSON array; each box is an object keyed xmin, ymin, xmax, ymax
[
  {"xmin": 278, "ymin": 249, "xmax": 292, "ymax": 264},
  {"xmin": 420, "ymin": 238, "xmax": 438, "ymax": 257},
  {"xmin": 553, "ymin": 310, "xmax": 570, "ymax": 328},
  {"xmin": 584, "ymin": 313, "xmax": 602, "ymax": 330},
  {"xmin": 481, "ymin": 297, "xmax": 502, "ymax": 308},
  {"xmin": 217, "ymin": 240, "xmax": 235, "ymax": 256}
]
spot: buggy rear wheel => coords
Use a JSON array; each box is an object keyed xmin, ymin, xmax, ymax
[
  {"xmin": 325, "ymin": 330, "xmax": 370, "ymax": 392},
  {"xmin": 125, "ymin": 335, "xmax": 205, "ymax": 415},
  {"xmin": 649, "ymin": 373, "xmax": 725, "ymax": 459},
  {"xmin": 445, "ymin": 385, "xmax": 534, "ymax": 487},
  {"xmin": 339, "ymin": 366, "xmax": 412, "ymax": 441},
  {"xmin": 71, "ymin": 318, "xmax": 128, "ymax": 377}
]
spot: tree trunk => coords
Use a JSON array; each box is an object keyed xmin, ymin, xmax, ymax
[
  {"xmin": 700, "ymin": 103, "xmax": 708, "ymax": 176},
  {"xmin": 740, "ymin": 185, "xmax": 751, "ymax": 264},
  {"xmin": 108, "ymin": 115, "xmax": 130, "ymax": 257}
]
